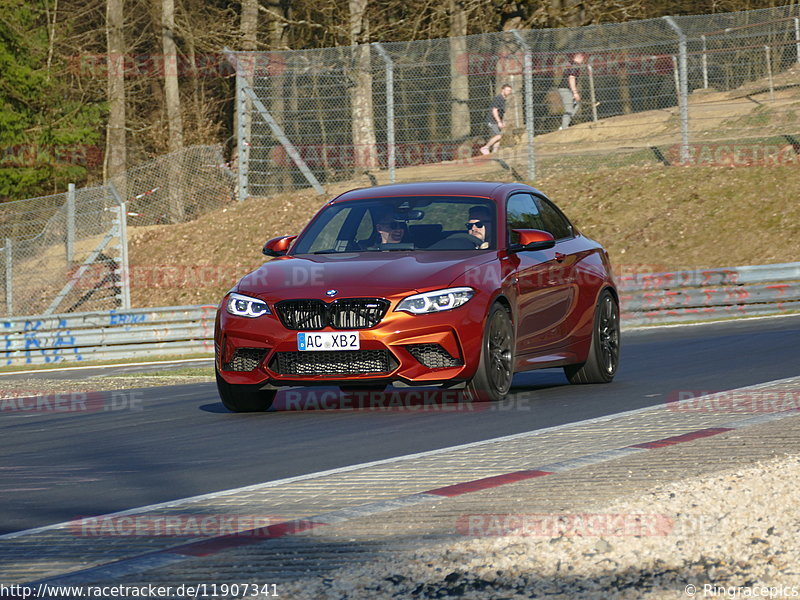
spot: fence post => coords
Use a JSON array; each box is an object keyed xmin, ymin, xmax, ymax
[
  {"xmin": 587, "ymin": 56, "xmax": 598, "ymax": 123},
  {"xmin": 671, "ymin": 55, "xmax": 680, "ymax": 102},
  {"xmin": 66, "ymin": 183, "xmax": 75, "ymax": 265},
  {"xmin": 225, "ymin": 48, "xmax": 325, "ymax": 196},
  {"xmin": 701, "ymin": 35, "xmax": 708, "ymax": 89},
  {"xmin": 664, "ymin": 17, "xmax": 690, "ymax": 164},
  {"xmin": 765, "ymin": 46, "xmax": 774, "ymax": 100},
  {"xmin": 109, "ymin": 183, "xmax": 131, "ymax": 310},
  {"xmin": 511, "ymin": 31, "xmax": 536, "ymax": 181},
  {"xmin": 795, "ymin": 18, "xmax": 800, "ymax": 64},
  {"xmin": 235, "ymin": 67, "xmax": 250, "ymax": 202},
  {"xmin": 4, "ymin": 238, "xmax": 11, "ymax": 317},
  {"xmin": 372, "ymin": 43, "xmax": 395, "ymax": 184}
]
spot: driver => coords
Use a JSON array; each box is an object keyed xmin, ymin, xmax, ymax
[
  {"xmin": 466, "ymin": 206, "xmax": 493, "ymax": 249},
  {"xmin": 375, "ymin": 217, "xmax": 408, "ymax": 244}
]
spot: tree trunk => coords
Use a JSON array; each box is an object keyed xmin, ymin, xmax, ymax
[
  {"xmin": 499, "ymin": 18, "xmax": 523, "ymax": 134},
  {"xmin": 449, "ymin": 0, "xmax": 470, "ymax": 140},
  {"xmin": 349, "ymin": 0, "xmax": 378, "ymax": 171},
  {"xmin": 105, "ymin": 0, "xmax": 127, "ymax": 200},
  {"xmin": 161, "ymin": 0, "xmax": 184, "ymax": 221},
  {"xmin": 235, "ymin": 0, "xmax": 258, "ymax": 196},
  {"xmin": 241, "ymin": 0, "xmax": 258, "ymax": 51},
  {"xmin": 265, "ymin": 0, "xmax": 292, "ymax": 190},
  {"xmin": 161, "ymin": 0, "xmax": 183, "ymax": 152}
]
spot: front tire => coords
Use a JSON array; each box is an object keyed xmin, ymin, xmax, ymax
[
  {"xmin": 216, "ymin": 368, "xmax": 276, "ymax": 412},
  {"xmin": 564, "ymin": 289, "xmax": 620, "ymax": 384},
  {"xmin": 466, "ymin": 303, "xmax": 515, "ymax": 402}
]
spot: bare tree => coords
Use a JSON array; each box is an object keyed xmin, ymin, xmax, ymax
[
  {"xmin": 106, "ymin": 0, "xmax": 127, "ymax": 199},
  {"xmin": 349, "ymin": 0, "xmax": 379, "ymax": 171},
  {"xmin": 232, "ymin": 0, "xmax": 258, "ymax": 196},
  {"xmin": 161, "ymin": 0, "xmax": 184, "ymax": 152},
  {"xmin": 160, "ymin": 0, "xmax": 184, "ymax": 221}
]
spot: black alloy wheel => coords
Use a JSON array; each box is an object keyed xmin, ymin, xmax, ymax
[
  {"xmin": 564, "ymin": 289, "xmax": 620, "ymax": 384},
  {"xmin": 467, "ymin": 303, "xmax": 514, "ymax": 401}
]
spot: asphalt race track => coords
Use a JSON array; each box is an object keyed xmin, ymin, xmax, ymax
[{"xmin": 2, "ymin": 315, "xmax": 799, "ymax": 535}]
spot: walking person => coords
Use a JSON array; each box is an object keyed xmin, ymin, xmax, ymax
[
  {"xmin": 558, "ymin": 52, "xmax": 585, "ymax": 130},
  {"xmin": 479, "ymin": 84, "xmax": 512, "ymax": 155}
]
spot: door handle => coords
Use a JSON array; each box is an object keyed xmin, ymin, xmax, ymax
[{"xmin": 555, "ymin": 252, "xmax": 566, "ymax": 262}]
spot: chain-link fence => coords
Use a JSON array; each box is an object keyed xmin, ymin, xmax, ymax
[
  {"xmin": 233, "ymin": 5, "xmax": 800, "ymax": 198},
  {"xmin": 124, "ymin": 145, "xmax": 236, "ymax": 226},
  {"xmin": 0, "ymin": 145, "xmax": 234, "ymax": 317},
  {"xmin": 0, "ymin": 186, "xmax": 121, "ymax": 317}
]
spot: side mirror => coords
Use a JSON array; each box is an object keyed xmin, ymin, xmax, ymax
[
  {"xmin": 510, "ymin": 229, "xmax": 555, "ymax": 251},
  {"xmin": 262, "ymin": 235, "xmax": 297, "ymax": 257}
]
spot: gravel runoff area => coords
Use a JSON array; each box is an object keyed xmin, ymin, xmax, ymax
[
  {"xmin": 0, "ymin": 374, "xmax": 214, "ymax": 395},
  {"xmin": 272, "ymin": 447, "xmax": 800, "ymax": 600}
]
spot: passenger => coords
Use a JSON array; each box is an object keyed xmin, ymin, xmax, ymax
[{"xmin": 466, "ymin": 206, "xmax": 493, "ymax": 249}]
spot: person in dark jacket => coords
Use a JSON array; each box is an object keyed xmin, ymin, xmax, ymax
[{"xmin": 479, "ymin": 84, "xmax": 512, "ymax": 155}]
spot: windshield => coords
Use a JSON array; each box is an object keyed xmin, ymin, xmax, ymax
[{"xmin": 290, "ymin": 196, "xmax": 497, "ymax": 254}]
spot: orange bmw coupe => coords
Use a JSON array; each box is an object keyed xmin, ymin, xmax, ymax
[{"xmin": 215, "ymin": 181, "xmax": 619, "ymax": 412}]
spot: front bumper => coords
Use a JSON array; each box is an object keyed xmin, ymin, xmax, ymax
[{"xmin": 215, "ymin": 294, "xmax": 488, "ymax": 388}]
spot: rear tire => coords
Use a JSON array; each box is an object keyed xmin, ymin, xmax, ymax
[
  {"xmin": 564, "ymin": 290, "xmax": 620, "ymax": 384},
  {"xmin": 466, "ymin": 303, "xmax": 514, "ymax": 402},
  {"xmin": 216, "ymin": 368, "xmax": 276, "ymax": 412}
]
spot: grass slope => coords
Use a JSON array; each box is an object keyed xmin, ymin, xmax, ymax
[{"xmin": 127, "ymin": 164, "xmax": 800, "ymax": 308}]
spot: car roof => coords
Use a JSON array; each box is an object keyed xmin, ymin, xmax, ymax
[{"xmin": 328, "ymin": 181, "xmax": 539, "ymax": 203}]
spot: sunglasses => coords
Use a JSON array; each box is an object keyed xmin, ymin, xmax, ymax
[
  {"xmin": 465, "ymin": 220, "xmax": 487, "ymax": 230},
  {"xmin": 377, "ymin": 220, "xmax": 404, "ymax": 230}
]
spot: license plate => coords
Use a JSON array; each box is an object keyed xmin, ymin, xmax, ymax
[{"xmin": 297, "ymin": 332, "xmax": 360, "ymax": 351}]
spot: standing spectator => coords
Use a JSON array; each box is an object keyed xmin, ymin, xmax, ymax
[
  {"xmin": 558, "ymin": 52, "xmax": 586, "ymax": 130},
  {"xmin": 480, "ymin": 84, "xmax": 512, "ymax": 155}
]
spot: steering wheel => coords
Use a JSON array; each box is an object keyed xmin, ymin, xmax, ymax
[{"xmin": 429, "ymin": 232, "xmax": 482, "ymax": 250}]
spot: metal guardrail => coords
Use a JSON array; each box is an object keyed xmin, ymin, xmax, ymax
[
  {"xmin": 0, "ymin": 262, "xmax": 797, "ymax": 368},
  {"xmin": 619, "ymin": 261, "xmax": 800, "ymax": 326},
  {"xmin": 1, "ymin": 305, "xmax": 216, "ymax": 368}
]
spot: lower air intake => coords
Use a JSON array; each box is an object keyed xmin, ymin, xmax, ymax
[
  {"xmin": 224, "ymin": 348, "xmax": 268, "ymax": 372},
  {"xmin": 406, "ymin": 344, "xmax": 463, "ymax": 369}
]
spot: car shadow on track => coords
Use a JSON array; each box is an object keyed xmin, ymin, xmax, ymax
[{"xmin": 200, "ymin": 369, "xmax": 572, "ymax": 414}]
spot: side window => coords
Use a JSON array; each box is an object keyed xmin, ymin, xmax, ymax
[
  {"xmin": 505, "ymin": 193, "xmax": 544, "ymax": 245},
  {"xmin": 535, "ymin": 196, "xmax": 574, "ymax": 240}
]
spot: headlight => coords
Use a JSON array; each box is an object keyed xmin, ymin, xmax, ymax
[
  {"xmin": 395, "ymin": 287, "xmax": 475, "ymax": 314},
  {"xmin": 226, "ymin": 292, "xmax": 270, "ymax": 318}
]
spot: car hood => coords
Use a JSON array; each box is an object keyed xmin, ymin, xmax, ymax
[{"xmin": 237, "ymin": 252, "xmax": 496, "ymax": 300}]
